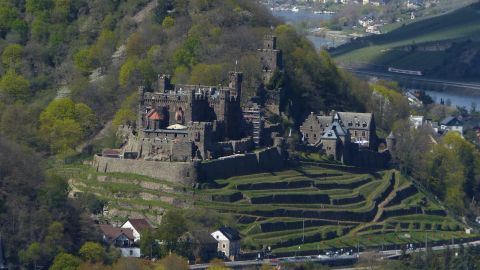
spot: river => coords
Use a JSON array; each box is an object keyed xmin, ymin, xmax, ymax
[
  {"xmin": 270, "ymin": 9, "xmax": 480, "ymax": 107},
  {"xmin": 270, "ymin": 9, "xmax": 335, "ymax": 48},
  {"xmin": 424, "ymin": 90, "xmax": 480, "ymax": 108}
]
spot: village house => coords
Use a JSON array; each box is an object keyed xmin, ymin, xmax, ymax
[
  {"xmin": 211, "ymin": 227, "xmax": 241, "ymax": 261},
  {"xmin": 440, "ymin": 116, "xmax": 463, "ymax": 136},
  {"xmin": 121, "ymin": 218, "xmax": 152, "ymax": 243},
  {"xmin": 99, "ymin": 224, "xmax": 140, "ymax": 257}
]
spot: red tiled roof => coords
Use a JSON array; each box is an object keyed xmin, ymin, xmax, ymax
[
  {"xmin": 124, "ymin": 219, "xmax": 152, "ymax": 232},
  {"xmin": 99, "ymin": 224, "xmax": 134, "ymax": 242},
  {"xmin": 147, "ymin": 109, "xmax": 163, "ymax": 120}
]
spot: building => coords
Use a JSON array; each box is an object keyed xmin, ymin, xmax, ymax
[
  {"xmin": 440, "ymin": 116, "xmax": 463, "ymax": 135},
  {"xmin": 103, "ymin": 35, "xmax": 284, "ymax": 164},
  {"xmin": 300, "ymin": 111, "xmax": 377, "ymax": 150},
  {"xmin": 211, "ymin": 227, "xmax": 241, "ymax": 261},
  {"xmin": 121, "ymin": 218, "xmax": 152, "ymax": 243},
  {"xmin": 180, "ymin": 231, "xmax": 218, "ymax": 263},
  {"xmin": 99, "ymin": 224, "xmax": 140, "ymax": 257}
]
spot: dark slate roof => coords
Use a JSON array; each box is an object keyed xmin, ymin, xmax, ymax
[
  {"xmin": 322, "ymin": 127, "xmax": 338, "ymax": 140},
  {"xmin": 337, "ymin": 112, "xmax": 373, "ymax": 130},
  {"xmin": 0, "ymin": 236, "xmax": 6, "ymax": 269},
  {"xmin": 219, "ymin": 227, "xmax": 241, "ymax": 241},
  {"xmin": 125, "ymin": 219, "xmax": 152, "ymax": 232},
  {"xmin": 331, "ymin": 122, "xmax": 347, "ymax": 136},
  {"xmin": 440, "ymin": 116, "xmax": 462, "ymax": 126}
]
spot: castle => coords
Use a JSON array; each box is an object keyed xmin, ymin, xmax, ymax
[{"xmin": 93, "ymin": 36, "xmax": 288, "ymax": 184}]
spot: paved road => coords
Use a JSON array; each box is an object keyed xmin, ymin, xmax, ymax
[
  {"xmin": 189, "ymin": 240, "xmax": 480, "ymax": 269},
  {"xmin": 343, "ymin": 67, "xmax": 480, "ymax": 91}
]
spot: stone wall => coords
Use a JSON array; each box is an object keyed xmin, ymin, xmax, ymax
[
  {"xmin": 93, "ymin": 155, "xmax": 198, "ymax": 185},
  {"xmin": 197, "ymin": 147, "xmax": 285, "ymax": 182},
  {"xmin": 93, "ymin": 147, "xmax": 286, "ymax": 184}
]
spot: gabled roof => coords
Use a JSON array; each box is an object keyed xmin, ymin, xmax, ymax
[
  {"xmin": 123, "ymin": 219, "xmax": 152, "ymax": 232},
  {"xmin": 331, "ymin": 121, "xmax": 347, "ymax": 136},
  {"xmin": 218, "ymin": 227, "xmax": 241, "ymax": 241},
  {"xmin": 166, "ymin": 124, "xmax": 188, "ymax": 130},
  {"xmin": 440, "ymin": 116, "xmax": 462, "ymax": 126},
  {"xmin": 99, "ymin": 224, "xmax": 134, "ymax": 243},
  {"xmin": 337, "ymin": 112, "xmax": 373, "ymax": 130}
]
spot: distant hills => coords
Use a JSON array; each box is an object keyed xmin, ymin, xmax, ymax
[{"xmin": 330, "ymin": 3, "xmax": 480, "ymax": 81}]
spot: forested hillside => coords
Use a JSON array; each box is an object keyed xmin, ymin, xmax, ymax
[{"xmin": 0, "ymin": 0, "xmax": 378, "ymax": 268}]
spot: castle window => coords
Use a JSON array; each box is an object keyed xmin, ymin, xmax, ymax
[
  {"xmin": 313, "ymin": 134, "xmax": 316, "ymax": 138},
  {"xmin": 362, "ymin": 131, "xmax": 366, "ymax": 136},
  {"xmin": 306, "ymin": 134, "xmax": 309, "ymax": 138},
  {"xmin": 310, "ymin": 126, "xmax": 313, "ymax": 131},
  {"xmin": 354, "ymin": 131, "xmax": 357, "ymax": 136}
]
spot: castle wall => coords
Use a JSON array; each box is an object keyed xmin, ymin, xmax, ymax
[
  {"xmin": 93, "ymin": 155, "xmax": 198, "ymax": 185},
  {"xmin": 198, "ymin": 147, "xmax": 285, "ymax": 182},
  {"xmin": 93, "ymin": 147, "xmax": 286, "ymax": 184}
]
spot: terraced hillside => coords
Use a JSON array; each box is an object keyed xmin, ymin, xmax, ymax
[{"xmin": 56, "ymin": 162, "xmax": 474, "ymax": 253}]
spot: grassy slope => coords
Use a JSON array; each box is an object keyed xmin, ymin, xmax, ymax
[
  {"xmin": 330, "ymin": 4, "xmax": 480, "ymax": 78},
  {"xmin": 58, "ymin": 162, "xmax": 477, "ymax": 253}
]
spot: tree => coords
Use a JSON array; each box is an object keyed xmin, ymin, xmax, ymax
[
  {"xmin": 50, "ymin": 253, "xmax": 82, "ymax": 270},
  {"xmin": 39, "ymin": 98, "xmax": 96, "ymax": 155},
  {"xmin": 0, "ymin": 69, "xmax": 30, "ymax": 103},
  {"xmin": 119, "ymin": 58, "xmax": 138, "ymax": 87},
  {"xmin": 190, "ymin": 64, "xmax": 224, "ymax": 85},
  {"xmin": 79, "ymin": 242, "xmax": 105, "ymax": 263},
  {"xmin": 1, "ymin": 43, "xmax": 23, "ymax": 68},
  {"xmin": 52, "ymin": 0, "xmax": 70, "ymax": 22},
  {"xmin": 162, "ymin": 16, "xmax": 174, "ymax": 28},
  {"xmin": 73, "ymin": 48, "xmax": 94, "ymax": 73},
  {"xmin": 19, "ymin": 242, "xmax": 42, "ymax": 268},
  {"xmin": 0, "ymin": 4, "xmax": 17, "ymax": 36},
  {"xmin": 158, "ymin": 254, "xmax": 189, "ymax": 270},
  {"xmin": 43, "ymin": 222, "xmax": 65, "ymax": 257}
]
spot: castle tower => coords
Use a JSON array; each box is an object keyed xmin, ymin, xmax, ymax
[
  {"xmin": 386, "ymin": 132, "xmax": 396, "ymax": 161},
  {"xmin": 158, "ymin": 74, "xmax": 171, "ymax": 92},
  {"xmin": 137, "ymin": 86, "xmax": 145, "ymax": 130},
  {"xmin": 258, "ymin": 35, "xmax": 283, "ymax": 85},
  {"xmin": 228, "ymin": 71, "xmax": 243, "ymax": 98}
]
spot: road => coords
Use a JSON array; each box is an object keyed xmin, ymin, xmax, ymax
[
  {"xmin": 189, "ymin": 240, "xmax": 480, "ymax": 269},
  {"xmin": 342, "ymin": 67, "xmax": 480, "ymax": 91}
]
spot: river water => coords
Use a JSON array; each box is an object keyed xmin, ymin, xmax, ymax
[
  {"xmin": 270, "ymin": 9, "xmax": 480, "ymax": 108},
  {"xmin": 270, "ymin": 9, "xmax": 335, "ymax": 48}
]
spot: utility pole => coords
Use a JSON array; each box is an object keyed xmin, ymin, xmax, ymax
[{"xmin": 302, "ymin": 219, "xmax": 305, "ymax": 244}]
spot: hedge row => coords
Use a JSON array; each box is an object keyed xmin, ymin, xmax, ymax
[
  {"xmin": 385, "ymin": 184, "xmax": 418, "ymax": 207},
  {"xmin": 236, "ymin": 180, "xmax": 312, "ymax": 190},
  {"xmin": 315, "ymin": 178, "xmax": 372, "ymax": 190},
  {"xmin": 251, "ymin": 194, "xmax": 330, "ymax": 204}
]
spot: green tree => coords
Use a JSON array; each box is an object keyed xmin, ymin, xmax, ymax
[
  {"xmin": 39, "ymin": 98, "xmax": 95, "ymax": 155},
  {"xmin": 79, "ymin": 242, "xmax": 105, "ymax": 263},
  {"xmin": 26, "ymin": 0, "xmax": 54, "ymax": 14},
  {"xmin": 74, "ymin": 103, "xmax": 97, "ymax": 134},
  {"xmin": 190, "ymin": 64, "xmax": 224, "ymax": 85},
  {"xmin": 31, "ymin": 15, "xmax": 49, "ymax": 42},
  {"xmin": 52, "ymin": 0, "xmax": 70, "ymax": 22},
  {"xmin": 50, "ymin": 253, "xmax": 81, "ymax": 270},
  {"xmin": 126, "ymin": 32, "xmax": 145, "ymax": 57},
  {"xmin": 0, "ymin": 3, "xmax": 17, "ymax": 36},
  {"xmin": 0, "ymin": 69, "xmax": 30, "ymax": 103},
  {"xmin": 162, "ymin": 16, "xmax": 174, "ymax": 28},
  {"xmin": 19, "ymin": 242, "xmax": 42, "ymax": 268},
  {"xmin": 44, "ymin": 221, "xmax": 65, "ymax": 257},
  {"xmin": 73, "ymin": 48, "xmax": 94, "ymax": 73},
  {"xmin": 119, "ymin": 58, "xmax": 138, "ymax": 87},
  {"xmin": 2, "ymin": 43, "xmax": 23, "ymax": 68}
]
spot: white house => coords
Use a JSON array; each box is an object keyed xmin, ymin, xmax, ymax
[
  {"xmin": 99, "ymin": 224, "xmax": 140, "ymax": 257},
  {"xmin": 121, "ymin": 218, "xmax": 152, "ymax": 243},
  {"xmin": 440, "ymin": 116, "xmax": 463, "ymax": 136},
  {"xmin": 211, "ymin": 227, "xmax": 241, "ymax": 261}
]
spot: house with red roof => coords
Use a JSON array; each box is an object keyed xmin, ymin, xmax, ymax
[{"xmin": 121, "ymin": 218, "xmax": 153, "ymax": 243}]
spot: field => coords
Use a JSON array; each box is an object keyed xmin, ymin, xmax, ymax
[
  {"xmin": 55, "ymin": 161, "xmax": 477, "ymax": 254},
  {"xmin": 330, "ymin": 4, "xmax": 480, "ymax": 80}
]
